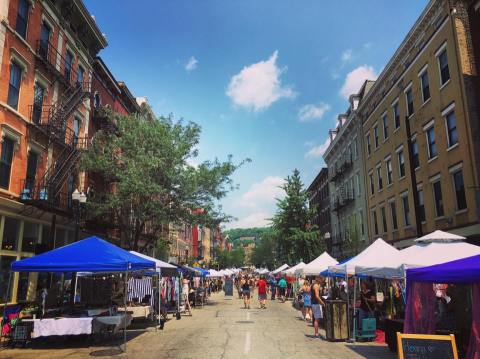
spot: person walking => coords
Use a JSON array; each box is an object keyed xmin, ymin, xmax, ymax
[
  {"xmin": 300, "ymin": 280, "xmax": 312, "ymax": 321},
  {"xmin": 241, "ymin": 276, "xmax": 251, "ymax": 309},
  {"xmin": 269, "ymin": 276, "xmax": 277, "ymax": 300},
  {"xmin": 278, "ymin": 276, "xmax": 287, "ymax": 303},
  {"xmin": 311, "ymin": 276, "xmax": 326, "ymax": 339},
  {"xmin": 257, "ymin": 276, "xmax": 268, "ymax": 309}
]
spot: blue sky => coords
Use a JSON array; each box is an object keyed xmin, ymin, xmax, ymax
[{"xmin": 84, "ymin": 0, "xmax": 428, "ymax": 229}]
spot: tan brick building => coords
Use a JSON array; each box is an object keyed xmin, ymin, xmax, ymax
[{"xmin": 359, "ymin": 0, "xmax": 480, "ymax": 248}]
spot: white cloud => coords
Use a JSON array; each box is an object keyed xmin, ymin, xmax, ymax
[
  {"xmin": 238, "ymin": 176, "xmax": 285, "ymax": 208},
  {"xmin": 298, "ymin": 103, "xmax": 330, "ymax": 122},
  {"xmin": 340, "ymin": 65, "xmax": 377, "ymax": 99},
  {"xmin": 341, "ymin": 49, "xmax": 353, "ymax": 62},
  {"xmin": 226, "ymin": 51, "xmax": 295, "ymax": 111},
  {"xmin": 305, "ymin": 137, "xmax": 331, "ymax": 158},
  {"xmin": 185, "ymin": 56, "xmax": 198, "ymax": 72},
  {"xmin": 228, "ymin": 212, "xmax": 271, "ymax": 229}
]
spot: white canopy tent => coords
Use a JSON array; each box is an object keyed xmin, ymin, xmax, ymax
[
  {"xmin": 257, "ymin": 268, "xmax": 270, "ymax": 275},
  {"xmin": 129, "ymin": 251, "xmax": 178, "ymax": 276},
  {"xmin": 284, "ymin": 262, "xmax": 306, "ymax": 275},
  {"xmin": 329, "ymin": 238, "xmax": 400, "ymax": 276},
  {"xmin": 355, "ymin": 231, "xmax": 480, "ymax": 279},
  {"xmin": 271, "ymin": 264, "xmax": 289, "ymax": 275},
  {"xmin": 296, "ymin": 252, "xmax": 338, "ymax": 276}
]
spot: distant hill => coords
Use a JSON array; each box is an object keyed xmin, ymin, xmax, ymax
[{"xmin": 224, "ymin": 227, "xmax": 271, "ymax": 244}]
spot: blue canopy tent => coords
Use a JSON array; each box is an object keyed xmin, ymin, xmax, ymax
[
  {"xmin": 191, "ymin": 266, "xmax": 209, "ymax": 277},
  {"xmin": 406, "ymin": 253, "xmax": 480, "ymax": 284},
  {"xmin": 11, "ymin": 236, "xmax": 155, "ymax": 273},
  {"xmin": 320, "ymin": 258, "xmax": 352, "ymax": 277},
  {"xmin": 9, "ymin": 236, "xmax": 155, "ymax": 352}
]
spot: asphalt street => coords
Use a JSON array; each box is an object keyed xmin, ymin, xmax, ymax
[{"xmin": 0, "ymin": 292, "xmax": 395, "ymax": 359}]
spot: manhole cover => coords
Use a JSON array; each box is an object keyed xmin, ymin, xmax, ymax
[
  {"xmin": 235, "ymin": 321, "xmax": 254, "ymax": 324},
  {"xmin": 90, "ymin": 348, "xmax": 123, "ymax": 357}
]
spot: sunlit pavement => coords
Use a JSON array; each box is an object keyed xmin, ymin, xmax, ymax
[{"xmin": 0, "ymin": 293, "xmax": 395, "ymax": 359}]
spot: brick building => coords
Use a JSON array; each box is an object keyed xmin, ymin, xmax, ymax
[
  {"xmin": 0, "ymin": 0, "xmax": 106, "ymax": 304},
  {"xmin": 306, "ymin": 168, "xmax": 332, "ymax": 250}
]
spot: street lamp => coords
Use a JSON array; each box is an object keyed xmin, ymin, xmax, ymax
[{"xmin": 70, "ymin": 188, "xmax": 87, "ymax": 307}]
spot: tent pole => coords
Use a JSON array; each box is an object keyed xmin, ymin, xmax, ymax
[
  {"xmin": 123, "ymin": 271, "xmax": 128, "ymax": 353},
  {"xmin": 158, "ymin": 268, "xmax": 161, "ymax": 326},
  {"xmin": 352, "ymin": 277, "xmax": 357, "ymax": 344}
]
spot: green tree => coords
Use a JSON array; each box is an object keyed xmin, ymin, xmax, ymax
[
  {"xmin": 82, "ymin": 110, "xmax": 247, "ymax": 251},
  {"xmin": 214, "ymin": 247, "xmax": 245, "ymax": 268},
  {"xmin": 271, "ymin": 169, "xmax": 322, "ymax": 264},
  {"xmin": 250, "ymin": 230, "xmax": 276, "ymax": 269}
]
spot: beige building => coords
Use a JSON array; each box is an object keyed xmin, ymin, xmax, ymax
[{"xmin": 359, "ymin": 0, "xmax": 480, "ymax": 247}]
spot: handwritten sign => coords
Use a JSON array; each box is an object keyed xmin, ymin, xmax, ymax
[{"xmin": 396, "ymin": 333, "xmax": 458, "ymax": 359}]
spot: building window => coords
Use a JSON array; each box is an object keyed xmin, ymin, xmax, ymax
[
  {"xmin": 25, "ymin": 150, "xmax": 38, "ymax": 191},
  {"xmin": 39, "ymin": 21, "xmax": 51, "ymax": 58},
  {"xmin": 402, "ymin": 194, "xmax": 411, "ymax": 226},
  {"xmin": 0, "ymin": 138, "xmax": 15, "ymax": 189},
  {"xmin": 445, "ymin": 111, "xmax": 458, "ymax": 148},
  {"xmin": 438, "ymin": 48, "xmax": 450, "ymax": 86},
  {"xmin": 411, "ymin": 137, "xmax": 419, "ymax": 169},
  {"xmin": 354, "ymin": 138, "xmax": 358, "ymax": 159},
  {"xmin": 355, "ymin": 173, "xmax": 361, "ymax": 197},
  {"xmin": 2, "ymin": 217, "xmax": 20, "ymax": 251},
  {"xmin": 369, "ymin": 173, "xmax": 375, "ymax": 195},
  {"xmin": 432, "ymin": 180, "xmax": 444, "ymax": 217},
  {"xmin": 372, "ymin": 209, "xmax": 379, "ymax": 235},
  {"xmin": 393, "ymin": 101, "xmax": 400, "ymax": 129},
  {"xmin": 417, "ymin": 188, "xmax": 425, "ymax": 222},
  {"xmin": 452, "ymin": 170, "xmax": 467, "ymax": 211},
  {"xmin": 15, "ymin": 0, "xmax": 30, "ymax": 39},
  {"xmin": 382, "ymin": 114, "xmax": 389, "ymax": 140},
  {"xmin": 377, "ymin": 165, "xmax": 383, "ymax": 191},
  {"xmin": 7, "ymin": 62, "xmax": 22, "ymax": 109},
  {"xmin": 386, "ymin": 159, "xmax": 393, "ymax": 185},
  {"xmin": 374, "ymin": 125, "xmax": 379, "ymax": 148},
  {"xmin": 32, "ymin": 82, "xmax": 45, "ymax": 125},
  {"xmin": 380, "ymin": 206, "xmax": 387, "ymax": 233},
  {"xmin": 350, "ymin": 177, "xmax": 355, "ymax": 198},
  {"xmin": 389, "ymin": 201, "xmax": 398, "ymax": 230},
  {"xmin": 77, "ymin": 65, "xmax": 85, "ymax": 85},
  {"xmin": 405, "ymin": 87, "xmax": 414, "ymax": 116},
  {"xmin": 426, "ymin": 125, "xmax": 437, "ymax": 159},
  {"xmin": 65, "ymin": 50, "xmax": 74, "ymax": 83},
  {"xmin": 22, "ymin": 222, "xmax": 40, "ymax": 253},
  {"xmin": 420, "ymin": 70, "xmax": 430, "ymax": 102},
  {"xmin": 397, "ymin": 150, "xmax": 405, "ymax": 178},
  {"xmin": 359, "ymin": 210, "xmax": 365, "ymax": 236},
  {"xmin": 367, "ymin": 134, "xmax": 371, "ymax": 155}
]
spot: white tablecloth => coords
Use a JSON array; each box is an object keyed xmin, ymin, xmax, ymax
[
  {"xmin": 118, "ymin": 306, "xmax": 152, "ymax": 318},
  {"xmin": 32, "ymin": 318, "xmax": 93, "ymax": 338}
]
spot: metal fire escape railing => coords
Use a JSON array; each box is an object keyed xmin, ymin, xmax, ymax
[{"xmin": 20, "ymin": 41, "xmax": 92, "ymax": 213}]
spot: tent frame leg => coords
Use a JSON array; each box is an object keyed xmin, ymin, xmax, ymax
[{"xmin": 123, "ymin": 271, "xmax": 128, "ymax": 353}]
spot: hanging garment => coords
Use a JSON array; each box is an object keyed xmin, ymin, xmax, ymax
[{"xmin": 127, "ymin": 277, "xmax": 153, "ymax": 305}]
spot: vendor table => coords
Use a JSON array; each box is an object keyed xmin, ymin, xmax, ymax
[
  {"xmin": 118, "ymin": 306, "xmax": 152, "ymax": 319},
  {"xmin": 92, "ymin": 314, "xmax": 132, "ymax": 334},
  {"xmin": 28, "ymin": 318, "xmax": 93, "ymax": 338}
]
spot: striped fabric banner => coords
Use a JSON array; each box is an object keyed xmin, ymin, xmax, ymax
[{"xmin": 127, "ymin": 277, "xmax": 154, "ymax": 305}]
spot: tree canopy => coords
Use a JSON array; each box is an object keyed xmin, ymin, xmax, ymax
[{"xmin": 82, "ymin": 110, "xmax": 247, "ymax": 251}]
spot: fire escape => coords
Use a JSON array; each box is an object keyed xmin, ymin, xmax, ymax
[{"xmin": 20, "ymin": 40, "xmax": 90, "ymax": 214}]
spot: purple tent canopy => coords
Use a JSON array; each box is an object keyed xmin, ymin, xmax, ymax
[{"xmin": 406, "ymin": 253, "xmax": 480, "ymax": 284}]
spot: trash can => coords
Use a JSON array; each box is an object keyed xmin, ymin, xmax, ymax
[{"xmin": 325, "ymin": 300, "xmax": 349, "ymax": 341}]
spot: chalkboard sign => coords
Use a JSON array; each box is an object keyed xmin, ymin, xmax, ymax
[
  {"xmin": 224, "ymin": 279, "xmax": 234, "ymax": 296},
  {"xmin": 396, "ymin": 333, "xmax": 458, "ymax": 359}
]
